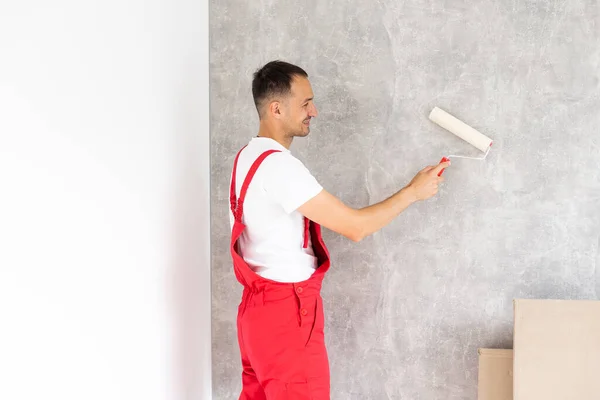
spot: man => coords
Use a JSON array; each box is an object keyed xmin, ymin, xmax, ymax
[{"xmin": 229, "ymin": 60, "xmax": 450, "ymax": 399}]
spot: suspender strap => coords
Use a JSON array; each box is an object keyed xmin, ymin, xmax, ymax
[
  {"xmin": 303, "ymin": 218, "xmax": 310, "ymax": 248},
  {"xmin": 229, "ymin": 145, "xmax": 247, "ymax": 218},
  {"xmin": 230, "ymin": 146, "xmax": 311, "ymax": 248},
  {"xmin": 230, "ymin": 148, "xmax": 281, "ymax": 222}
]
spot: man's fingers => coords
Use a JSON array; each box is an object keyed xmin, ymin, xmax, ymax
[{"xmin": 432, "ymin": 161, "xmax": 451, "ymax": 175}]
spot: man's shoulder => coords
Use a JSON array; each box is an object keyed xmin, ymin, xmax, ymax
[
  {"xmin": 240, "ymin": 139, "xmax": 301, "ymax": 165},
  {"xmin": 260, "ymin": 150, "xmax": 309, "ymax": 172},
  {"xmin": 232, "ymin": 138, "xmax": 314, "ymax": 180}
]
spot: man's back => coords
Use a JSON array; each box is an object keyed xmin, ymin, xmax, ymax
[{"xmin": 229, "ymin": 136, "xmax": 323, "ymax": 282}]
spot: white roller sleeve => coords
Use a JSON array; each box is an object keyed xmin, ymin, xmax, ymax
[{"xmin": 429, "ymin": 107, "xmax": 493, "ymax": 152}]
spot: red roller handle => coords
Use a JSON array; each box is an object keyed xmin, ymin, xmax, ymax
[{"xmin": 437, "ymin": 157, "xmax": 450, "ymax": 176}]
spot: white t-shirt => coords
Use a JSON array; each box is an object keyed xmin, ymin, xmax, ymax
[{"xmin": 229, "ymin": 137, "xmax": 324, "ymax": 282}]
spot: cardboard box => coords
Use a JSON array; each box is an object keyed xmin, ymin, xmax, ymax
[
  {"xmin": 513, "ymin": 299, "xmax": 600, "ymax": 400},
  {"xmin": 477, "ymin": 348, "xmax": 513, "ymax": 400}
]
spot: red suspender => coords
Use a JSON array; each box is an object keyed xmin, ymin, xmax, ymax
[{"xmin": 230, "ymin": 147, "xmax": 311, "ymax": 248}]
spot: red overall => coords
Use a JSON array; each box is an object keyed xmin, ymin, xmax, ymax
[{"xmin": 230, "ymin": 147, "xmax": 332, "ymax": 399}]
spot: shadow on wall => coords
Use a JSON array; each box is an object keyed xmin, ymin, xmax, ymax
[{"xmin": 167, "ymin": 72, "xmax": 210, "ymax": 399}]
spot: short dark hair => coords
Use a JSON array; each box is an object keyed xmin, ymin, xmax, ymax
[{"xmin": 252, "ymin": 60, "xmax": 308, "ymax": 118}]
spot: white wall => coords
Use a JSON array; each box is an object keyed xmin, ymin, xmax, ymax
[{"xmin": 0, "ymin": 1, "xmax": 210, "ymax": 399}]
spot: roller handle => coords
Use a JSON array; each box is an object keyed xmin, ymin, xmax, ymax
[{"xmin": 437, "ymin": 157, "xmax": 450, "ymax": 176}]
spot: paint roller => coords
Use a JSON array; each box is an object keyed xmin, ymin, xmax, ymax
[{"xmin": 428, "ymin": 106, "xmax": 493, "ymax": 176}]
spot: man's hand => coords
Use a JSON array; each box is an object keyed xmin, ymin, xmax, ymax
[{"xmin": 404, "ymin": 161, "xmax": 450, "ymax": 201}]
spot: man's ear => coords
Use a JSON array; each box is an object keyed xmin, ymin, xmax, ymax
[{"xmin": 269, "ymin": 100, "xmax": 282, "ymax": 119}]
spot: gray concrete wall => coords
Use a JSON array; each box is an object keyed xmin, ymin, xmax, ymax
[{"xmin": 211, "ymin": 1, "xmax": 600, "ymax": 398}]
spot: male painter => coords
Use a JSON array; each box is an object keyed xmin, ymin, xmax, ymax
[{"xmin": 228, "ymin": 60, "xmax": 450, "ymax": 399}]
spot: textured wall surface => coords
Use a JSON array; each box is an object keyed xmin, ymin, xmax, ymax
[{"xmin": 210, "ymin": 1, "xmax": 600, "ymax": 398}]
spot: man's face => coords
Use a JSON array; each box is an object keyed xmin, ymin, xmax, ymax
[{"xmin": 282, "ymin": 76, "xmax": 318, "ymax": 137}]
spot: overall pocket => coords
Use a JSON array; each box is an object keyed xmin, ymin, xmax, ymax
[{"xmin": 302, "ymin": 296, "xmax": 321, "ymax": 348}]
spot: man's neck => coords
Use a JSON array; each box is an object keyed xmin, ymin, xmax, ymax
[{"xmin": 257, "ymin": 123, "xmax": 292, "ymax": 149}]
